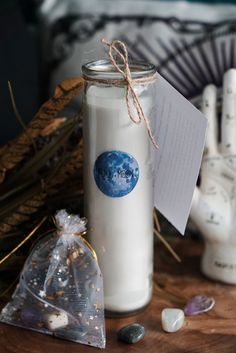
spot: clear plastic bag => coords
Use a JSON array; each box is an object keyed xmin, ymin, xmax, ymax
[{"xmin": 0, "ymin": 210, "xmax": 106, "ymax": 349}]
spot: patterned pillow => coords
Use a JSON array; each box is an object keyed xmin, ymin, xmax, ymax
[{"xmin": 39, "ymin": 0, "xmax": 236, "ymax": 107}]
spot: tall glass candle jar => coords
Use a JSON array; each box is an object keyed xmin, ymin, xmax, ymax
[{"xmin": 82, "ymin": 59, "xmax": 156, "ymax": 316}]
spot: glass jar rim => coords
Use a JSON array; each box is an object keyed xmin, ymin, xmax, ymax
[{"xmin": 82, "ymin": 59, "xmax": 156, "ymax": 80}]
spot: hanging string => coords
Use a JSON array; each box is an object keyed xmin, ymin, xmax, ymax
[{"xmin": 102, "ymin": 39, "xmax": 158, "ymax": 149}]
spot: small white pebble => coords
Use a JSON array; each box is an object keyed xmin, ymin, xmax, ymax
[
  {"xmin": 161, "ymin": 308, "xmax": 185, "ymax": 333},
  {"xmin": 44, "ymin": 311, "xmax": 68, "ymax": 331}
]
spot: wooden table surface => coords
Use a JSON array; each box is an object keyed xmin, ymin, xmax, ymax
[{"xmin": 1, "ymin": 238, "xmax": 236, "ymax": 353}]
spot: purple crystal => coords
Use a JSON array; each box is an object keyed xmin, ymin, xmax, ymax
[
  {"xmin": 184, "ymin": 295, "xmax": 215, "ymax": 316},
  {"xmin": 20, "ymin": 307, "xmax": 38, "ymax": 324}
]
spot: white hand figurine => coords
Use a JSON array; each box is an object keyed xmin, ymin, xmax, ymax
[{"xmin": 190, "ymin": 69, "xmax": 236, "ymax": 284}]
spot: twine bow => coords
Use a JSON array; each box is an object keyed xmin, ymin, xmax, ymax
[{"xmin": 102, "ymin": 39, "xmax": 158, "ymax": 149}]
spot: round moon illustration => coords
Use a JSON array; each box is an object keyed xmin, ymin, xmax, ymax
[{"xmin": 94, "ymin": 151, "xmax": 139, "ymax": 197}]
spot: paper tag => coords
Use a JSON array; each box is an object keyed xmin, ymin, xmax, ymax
[{"xmin": 154, "ymin": 74, "xmax": 207, "ymax": 235}]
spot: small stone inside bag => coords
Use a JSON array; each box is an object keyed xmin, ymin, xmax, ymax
[{"xmin": 0, "ymin": 210, "xmax": 106, "ymax": 349}]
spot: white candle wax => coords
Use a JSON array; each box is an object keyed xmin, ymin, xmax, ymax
[{"xmin": 83, "ymin": 84, "xmax": 154, "ymax": 313}]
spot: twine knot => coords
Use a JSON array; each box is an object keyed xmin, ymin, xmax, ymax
[{"xmin": 102, "ymin": 39, "xmax": 158, "ymax": 149}]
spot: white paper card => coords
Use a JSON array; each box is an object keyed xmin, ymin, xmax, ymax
[{"xmin": 154, "ymin": 74, "xmax": 207, "ymax": 235}]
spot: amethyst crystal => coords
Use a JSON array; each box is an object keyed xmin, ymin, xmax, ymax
[
  {"xmin": 20, "ymin": 307, "xmax": 39, "ymax": 324},
  {"xmin": 184, "ymin": 295, "xmax": 215, "ymax": 316}
]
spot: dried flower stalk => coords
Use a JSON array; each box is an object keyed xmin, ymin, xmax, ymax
[{"xmin": 0, "ymin": 78, "xmax": 84, "ymax": 183}]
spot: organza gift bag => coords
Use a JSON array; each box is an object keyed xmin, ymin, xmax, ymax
[{"xmin": 0, "ymin": 210, "xmax": 106, "ymax": 349}]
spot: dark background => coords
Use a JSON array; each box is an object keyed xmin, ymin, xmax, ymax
[
  {"xmin": 1, "ymin": 0, "xmax": 236, "ymax": 145},
  {"xmin": 0, "ymin": 0, "xmax": 40, "ymax": 145}
]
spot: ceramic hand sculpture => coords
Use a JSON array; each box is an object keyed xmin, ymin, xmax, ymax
[{"xmin": 190, "ymin": 69, "xmax": 236, "ymax": 284}]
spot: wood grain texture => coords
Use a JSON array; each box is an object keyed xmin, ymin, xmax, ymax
[{"xmin": 1, "ymin": 238, "xmax": 236, "ymax": 353}]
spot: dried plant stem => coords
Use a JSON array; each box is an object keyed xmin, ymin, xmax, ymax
[
  {"xmin": 0, "ymin": 217, "xmax": 47, "ymax": 265},
  {"xmin": 8, "ymin": 81, "xmax": 27, "ymax": 131},
  {"xmin": 8, "ymin": 81, "xmax": 37, "ymax": 152},
  {"xmin": 153, "ymin": 207, "xmax": 181, "ymax": 262},
  {"xmin": 0, "ymin": 77, "xmax": 84, "ymax": 183},
  {"xmin": 153, "ymin": 208, "xmax": 161, "ymax": 232},
  {"xmin": 154, "ymin": 228, "xmax": 181, "ymax": 263}
]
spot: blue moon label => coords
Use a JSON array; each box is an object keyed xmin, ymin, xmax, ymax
[{"xmin": 94, "ymin": 151, "xmax": 139, "ymax": 197}]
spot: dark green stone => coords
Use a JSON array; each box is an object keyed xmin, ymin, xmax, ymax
[
  {"xmin": 55, "ymin": 325, "xmax": 87, "ymax": 341},
  {"xmin": 118, "ymin": 323, "xmax": 145, "ymax": 344}
]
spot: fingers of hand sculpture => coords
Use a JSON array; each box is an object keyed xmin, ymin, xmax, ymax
[
  {"xmin": 201, "ymin": 84, "xmax": 218, "ymax": 156},
  {"xmin": 221, "ymin": 69, "xmax": 236, "ymax": 154}
]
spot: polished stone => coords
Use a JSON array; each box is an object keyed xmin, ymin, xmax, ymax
[
  {"xmin": 184, "ymin": 295, "xmax": 215, "ymax": 316},
  {"xmin": 44, "ymin": 311, "xmax": 68, "ymax": 331},
  {"xmin": 161, "ymin": 308, "xmax": 185, "ymax": 333},
  {"xmin": 118, "ymin": 323, "xmax": 145, "ymax": 344}
]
